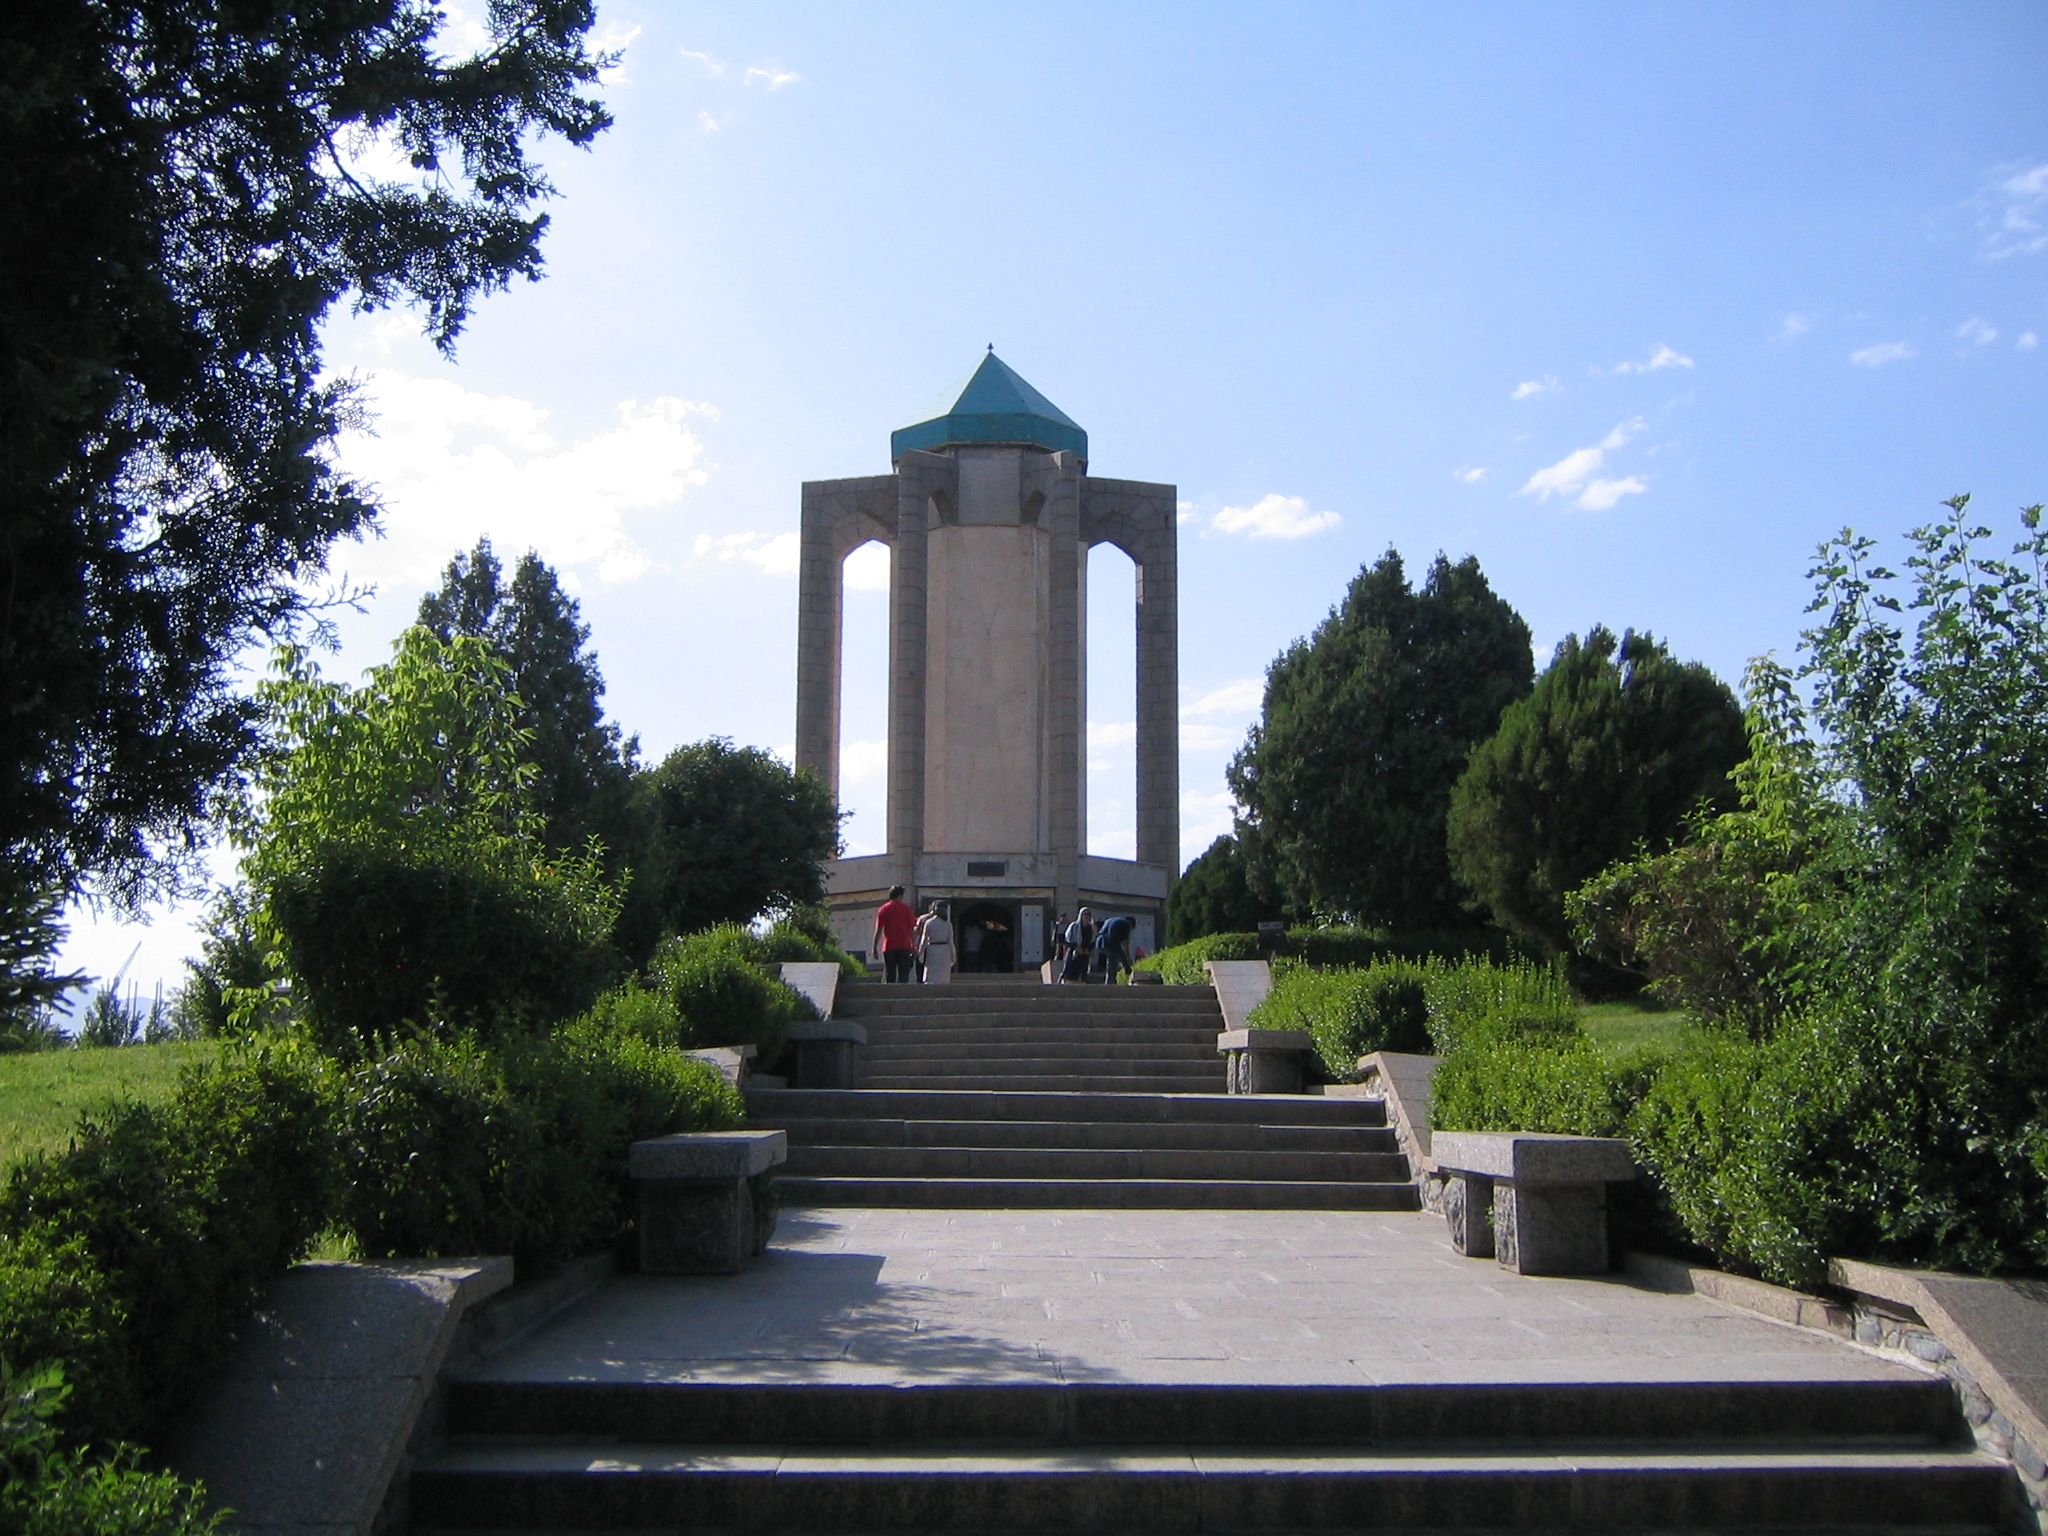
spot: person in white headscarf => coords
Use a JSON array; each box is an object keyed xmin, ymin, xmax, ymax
[{"xmin": 918, "ymin": 900, "xmax": 954, "ymax": 985}]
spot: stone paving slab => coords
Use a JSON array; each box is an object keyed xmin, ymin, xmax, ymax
[{"xmin": 468, "ymin": 1208, "xmax": 1925, "ymax": 1390}]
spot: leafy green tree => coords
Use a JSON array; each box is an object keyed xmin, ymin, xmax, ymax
[
  {"xmin": 1166, "ymin": 835, "xmax": 1274, "ymax": 946},
  {"xmin": 1227, "ymin": 550, "xmax": 1534, "ymax": 928},
  {"xmin": 0, "ymin": 0, "xmax": 612, "ymax": 928},
  {"xmin": 636, "ymin": 741, "xmax": 840, "ymax": 943},
  {"xmin": 240, "ymin": 629, "xmax": 619, "ymax": 1052},
  {"xmin": 418, "ymin": 540, "xmax": 639, "ymax": 865},
  {"xmin": 1447, "ymin": 627, "xmax": 1746, "ymax": 965}
]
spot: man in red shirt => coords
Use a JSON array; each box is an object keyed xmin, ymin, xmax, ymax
[{"xmin": 873, "ymin": 885, "xmax": 919, "ymax": 983}]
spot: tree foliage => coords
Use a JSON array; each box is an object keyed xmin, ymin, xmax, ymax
[
  {"xmin": 0, "ymin": 0, "xmax": 612, "ymax": 928},
  {"xmin": 635, "ymin": 740, "xmax": 839, "ymax": 942},
  {"xmin": 1165, "ymin": 835, "xmax": 1276, "ymax": 946},
  {"xmin": 1447, "ymin": 626, "xmax": 1745, "ymax": 963},
  {"xmin": 417, "ymin": 539, "xmax": 638, "ymax": 865},
  {"xmin": 238, "ymin": 628, "xmax": 618, "ymax": 1051},
  {"xmin": 1227, "ymin": 550, "xmax": 1533, "ymax": 928}
]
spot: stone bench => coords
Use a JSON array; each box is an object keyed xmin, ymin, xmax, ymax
[
  {"xmin": 629, "ymin": 1130, "xmax": 787, "ymax": 1275},
  {"xmin": 787, "ymin": 1020, "xmax": 867, "ymax": 1089},
  {"xmin": 1432, "ymin": 1131, "xmax": 1636, "ymax": 1276},
  {"xmin": 1216, "ymin": 1028, "xmax": 1315, "ymax": 1094}
]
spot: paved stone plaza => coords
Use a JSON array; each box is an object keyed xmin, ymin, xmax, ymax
[{"xmin": 472, "ymin": 1207, "xmax": 1923, "ymax": 1390}]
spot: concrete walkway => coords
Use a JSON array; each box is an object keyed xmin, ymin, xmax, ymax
[{"xmin": 470, "ymin": 1208, "xmax": 1923, "ymax": 1391}]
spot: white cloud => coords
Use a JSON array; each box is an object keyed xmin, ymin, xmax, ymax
[
  {"xmin": 1089, "ymin": 721, "xmax": 1137, "ymax": 753},
  {"xmin": 1178, "ymin": 790, "xmax": 1238, "ymax": 865},
  {"xmin": 1576, "ymin": 476, "xmax": 1648, "ymax": 511},
  {"xmin": 1183, "ymin": 678, "xmax": 1263, "ymax": 718},
  {"xmin": 744, "ymin": 66, "xmax": 801, "ymax": 89},
  {"xmin": 1453, "ymin": 466, "xmax": 1489, "ymax": 484},
  {"xmin": 697, "ymin": 111, "xmax": 720, "ymax": 134},
  {"xmin": 591, "ymin": 21, "xmax": 641, "ymax": 83},
  {"xmin": 1614, "ymin": 345, "xmax": 1695, "ymax": 374},
  {"xmin": 839, "ymin": 737, "xmax": 887, "ymax": 787},
  {"xmin": 1176, "ymin": 500, "xmax": 1199, "ymax": 524},
  {"xmin": 1958, "ymin": 317, "xmax": 1999, "ymax": 346},
  {"xmin": 1983, "ymin": 162, "xmax": 2048, "ymax": 259},
  {"xmin": 693, "ymin": 530, "xmax": 800, "ymax": 577},
  {"xmin": 1518, "ymin": 418, "xmax": 1644, "ymax": 509},
  {"xmin": 679, "ymin": 47, "xmax": 726, "ymax": 74},
  {"xmin": 844, "ymin": 541, "xmax": 890, "ymax": 592},
  {"xmin": 2021, "ymin": 332, "xmax": 2040, "ymax": 351},
  {"xmin": 330, "ymin": 371, "xmax": 712, "ymax": 588},
  {"xmin": 1511, "ymin": 375, "xmax": 1561, "ymax": 400},
  {"xmin": 1850, "ymin": 342, "xmax": 1915, "ymax": 368},
  {"xmin": 1775, "ymin": 314, "xmax": 1812, "ymax": 341},
  {"xmin": 1211, "ymin": 493, "xmax": 1340, "ymax": 540}
]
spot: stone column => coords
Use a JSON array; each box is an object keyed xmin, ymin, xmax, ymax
[
  {"xmin": 1134, "ymin": 508, "xmax": 1180, "ymax": 872},
  {"xmin": 887, "ymin": 453, "xmax": 951, "ymax": 890},
  {"xmin": 1043, "ymin": 452, "xmax": 1086, "ymax": 918},
  {"xmin": 794, "ymin": 482, "xmax": 845, "ymax": 796}
]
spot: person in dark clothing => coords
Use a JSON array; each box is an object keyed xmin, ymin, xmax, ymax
[
  {"xmin": 1092, "ymin": 914, "xmax": 1135, "ymax": 984},
  {"xmin": 1059, "ymin": 908, "xmax": 1096, "ymax": 983},
  {"xmin": 873, "ymin": 885, "xmax": 918, "ymax": 983}
]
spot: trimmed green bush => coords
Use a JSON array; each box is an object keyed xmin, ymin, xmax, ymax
[
  {"xmin": 1421, "ymin": 958, "xmax": 1576, "ymax": 1056},
  {"xmin": 1248, "ymin": 962, "xmax": 1433, "ymax": 1078},
  {"xmin": 1149, "ymin": 926, "xmax": 1524, "ymax": 988},
  {"xmin": 748, "ymin": 915, "xmax": 865, "ymax": 981},
  {"xmin": 1147, "ymin": 931, "xmax": 1260, "ymax": 985},
  {"xmin": 0, "ymin": 1043, "xmax": 338, "ymax": 1447},
  {"xmin": 1432, "ymin": 1036, "xmax": 1652, "ymax": 1139},
  {"xmin": 338, "ymin": 1028, "xmax": 741, "ymax": 1269},
  {"xmin": 649, "ymin": 927, "xmax": 817, "ymax": 1059}
]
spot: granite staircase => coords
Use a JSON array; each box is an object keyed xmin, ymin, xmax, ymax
[
  {"xmin": 747, "ymin": 978, "xmax": 1416, "ymax": 1210},
  {"xmin": 411, "ymin": 1374, "xmax": 2011, "ymax": 1532}
]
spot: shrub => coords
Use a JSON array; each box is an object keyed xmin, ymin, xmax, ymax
[
  {"xmin": 270, "ymin": 849, "xmax": 618, "ymax": 1054},
  {"xmin": 0, "ymin": 1359, "xmax": 223, "ymax": 1534},
  {"xmin": 1422, "ymin": 957, "xmax": 1577, "ymax": 1056},
  {"xmin": 1249, "ymin": 962, "xmax": 1433, "ymax": 1078},
  {"xmin": 0, "ymin": 1043, "xmax": 339, "ymax": 1447},
  {"xmin": 1432, "ymin": 1036, "xmax": 1647, "ymax": 1139},
  {"xmin": 649, "ymin": 927, "xmax": 816, "ymax": 1058},
  {"xmin": 1147, "ymin": 932, "xmax": 1259, "ymax": 985},
  {"xmin": 748, "ymin": 914, "xmax": 865, "ymax": 980},
  {"xmin": 338, "ymin": 1029, "xmax": 741, "ymax": 1270}
]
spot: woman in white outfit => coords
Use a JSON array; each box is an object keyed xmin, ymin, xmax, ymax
[{"xmin": 919, "ymin": 901, "xmax": 954, "ymax": 985}]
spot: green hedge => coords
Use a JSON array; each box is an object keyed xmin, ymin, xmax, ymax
[
  {"xmin": 1246, "ymin": 962, "xmax": 1431, "ymax": 1077},
  {"xmin": 0, "ymin": 1022, "xmax": 741, "ymax": 1456},
  {"xmin": 1149, "ymin": 927, "xmax": 1525, "ymax": 987}
]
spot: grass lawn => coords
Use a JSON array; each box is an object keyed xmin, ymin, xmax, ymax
[
  {"xmin": 1578, "ymin": 1000, "xmax": 1700, "ymax": 1059},
  {"xmin": 0, "ymin": 1041, "xmax": 220, "ymax": 1172}
]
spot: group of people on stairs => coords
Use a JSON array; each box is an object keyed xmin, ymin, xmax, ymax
[{"xmin": 869, "ymin": 888, "xmax": 1138, "ymax": 985}]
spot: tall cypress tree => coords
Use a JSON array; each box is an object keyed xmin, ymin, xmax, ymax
[
  {"xmin": 1446, "ymin": 626, "xmax": 1746, "ymax": 960},
  {"xmin": 1227, "ymin": 550, "xmax": 1533, "ymax": 929},
  {"xmin": 417, "ymin": 540, "xmax": 638, "ymax": 867}
]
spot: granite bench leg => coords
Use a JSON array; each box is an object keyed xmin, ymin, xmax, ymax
[
  {"xmin": 1446, "ymin": 1173, "xmax": 1495, "ymax": 1260},
  {"xmin": 639, "ymin": 1175, "xmax": 755, "ymax": 1275},
  {"xmin": 793, "ymin": 1037, "xmax": 860, "ymax": 1089},
  {"xmin": 1493, "ymin": 1180, "xmax": 1608, "ymax": 1276}
]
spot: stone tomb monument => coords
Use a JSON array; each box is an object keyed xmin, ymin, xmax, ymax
[{"xmin": 798, "ymin": 353, "xmax": 1177, "ymax": 969}]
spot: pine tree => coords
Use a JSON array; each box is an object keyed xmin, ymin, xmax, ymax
[
  {"xmin": 1165, "ymin": 835, "xmax": 1276, "ymax": 945},
  {"xmin": 1447, "ymin": 626, "xmax": 1746, "ymax": 961},
  {"xmin": 1228, "ymin": 550, "xmax": 1533, "ymax": 928},
  {"xmin": 417, "ymin": 541, "xmax": 639, "ymax": 867}
]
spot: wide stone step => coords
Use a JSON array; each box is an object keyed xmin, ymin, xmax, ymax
[
  {"xmin": 750, "ymin": 1117, "xmax": 1399, "ymax": 1153},
  {"xmin": 864, "ymin": 1039, "xmax": 1220, "ymax": 1063},
  {"xmin": 864, "ymin": 1056, "xmax": 1221, "ymax": 1078},
  {"xmin": 860, "ymin": 1026, "xmax": 1220, "ymax": 1049},
  {"xmin": 441, "ymin": 1376, "xmax": 1970, "ymax": 1451},
  {"xmin": 771, "ymin": 1176, "xmax": 1417, "ymax": 1209},
  {"xmin": 859, "ymin": 1074, "xmax": 1227, "ymax": 1094},
  {"xmin": 840, "ymin": 995, "xmax": 1223, "ymax": 1018},
  {"xmin": 412, "ymin": 1443, "xmax": 2004, "ymax": 1531},
  {"xmin": 744, "ymin": 1088, "xmax": 1388, "ymax": 1127},
  {"xmin": 860, "ymin": 1014, "xmax": 1223, "ymax": 1033},
  {"xmin": 781, "ymin": 1145, "xmax": 1413, "ymax": 1182},
  {"xmin": 843, "ymin": 981, "xmax": 1218, "ymax": 1000}
]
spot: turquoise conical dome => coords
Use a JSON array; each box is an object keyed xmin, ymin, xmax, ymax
[{"xmin": 891, "ymin": 352, "xmax": 1087, "ymax": 461}]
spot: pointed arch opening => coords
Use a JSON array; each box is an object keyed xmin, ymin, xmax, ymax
[
  {"xmin": 837, "ymin": 538, "xmax": 891, "ymax": 855},
  {"xmin": 1085, "ymin": 540, "xmax": 1137, "ymax": 859}
]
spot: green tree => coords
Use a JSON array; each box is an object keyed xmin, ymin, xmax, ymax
[
  {"xmin": 417, "ymin": 540, "xmax": 639, "ymax": 864},
  {"xmin": 1227, "ymin": 550, "xmax": 1533, "ymax": 928},
  {"xmin": 1166, "ymin": 835, "xmax": 1274, "ymax": 945},
  {"xmin": 636, "ymin": 740, "xmax": 840, "ymax": 942},
  {"xmin": 240, "ymin": 629, "xmax": 619, "ymax": 1052},
  {"xmin": 0, "ymin": 0, "xmax": 612, "ymax": 930},
  {"xmin": 1447, "ymin": 627, "xmax": 1745, "ymax": 965}
]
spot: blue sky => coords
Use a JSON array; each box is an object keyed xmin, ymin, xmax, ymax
[{"xmin": 63, "ymin": 1, "xmax": 2048, "ymax": 1003}]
